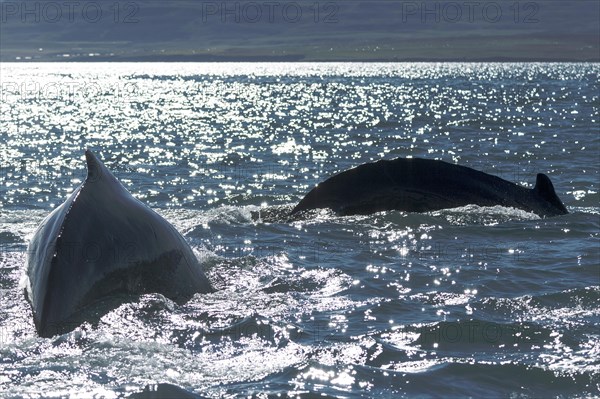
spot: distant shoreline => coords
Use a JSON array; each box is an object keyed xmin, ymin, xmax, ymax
[
  {"xmin": 2, "ymin": 1, "xmax": 597, "ymax": 64},
  {"xmin": 2, "ymin": 57, "xmax": 599, "ymax": 63}
]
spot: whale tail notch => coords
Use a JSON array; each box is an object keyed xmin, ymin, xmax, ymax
[{"xmin": 534, "ymin": 173, "xmax": 568, "ymax": 215}]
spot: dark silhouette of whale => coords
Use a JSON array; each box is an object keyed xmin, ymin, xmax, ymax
[
  {"xmin": 129, "ymin": 383, "xmax": 207, "ymax": 399},
  {"xmin": 291, "ymin": 157, "xmax": 568, "ymax": 217},
  {"xmin": 25, "ymin": 150, "xmax": 213, "ymax": 337}
]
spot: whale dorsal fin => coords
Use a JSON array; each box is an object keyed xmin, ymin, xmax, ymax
[
  {"xmin": 534, "ymin": 173, "xmax": 555, "ymax": 196},
  {"xmin": 85, "ymin": 149, "xmax": 120, "ymax": 185},
  {"xmin": 85, "ymin": 149, "xmax": 104, "ymax": 181},
  {"xmin": 534, "ymin": 173, "xmax": 568, "ymax": 214}
]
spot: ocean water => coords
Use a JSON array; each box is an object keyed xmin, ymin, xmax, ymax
[{"xmin": 0, "ymin": 62, "xmax": 598, "ymax": 398}]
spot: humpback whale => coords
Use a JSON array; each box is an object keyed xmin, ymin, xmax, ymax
[
  {"xmin": 291, "ymin": 157, "xmax": 568, "ymax": 217},
  {"xmin": 25, "ymin": 150, "xmax": 213, "ymax": 337}
]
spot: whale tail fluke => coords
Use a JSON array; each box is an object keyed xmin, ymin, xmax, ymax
[{"xmin": 534, "ymin": 173, "xmax": 568, "ymax": 215}]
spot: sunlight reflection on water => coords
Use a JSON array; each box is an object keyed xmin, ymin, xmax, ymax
[{"xmin": 0, "ymin": 63, "xmax": 598, "ymax": 398}]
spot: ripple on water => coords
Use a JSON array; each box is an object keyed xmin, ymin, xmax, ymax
[{"xmin": 0, "ymin": 63, "xmax": 598, "ymax": 397}]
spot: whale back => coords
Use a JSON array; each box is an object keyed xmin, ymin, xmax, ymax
[
  {"xmin": 291, "ymin": 157, "xmax": 569, "ymax": 217},
  {"xmin": 26, "ymin": 150, "xmax": 212, "ymax": 337}
]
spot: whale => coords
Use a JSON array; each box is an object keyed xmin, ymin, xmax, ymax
[
  {"xmin": 25, "ymin": 150, "xmax": 213, "ymax": 337},
  {"xmin": 129, "ymin": 383, "xmax": 207, "ymax": 399},
  {"xmin": 291, "ymin": 157, "xmax": 568, "ymax": 217}
]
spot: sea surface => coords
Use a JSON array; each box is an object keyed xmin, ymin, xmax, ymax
[{"xmin": 0, "ymin": 62, "xmax": 598, "ymax": 398}]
